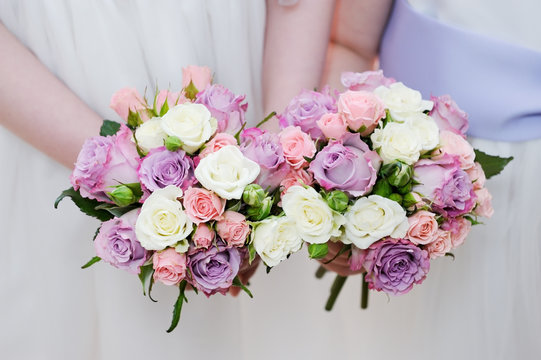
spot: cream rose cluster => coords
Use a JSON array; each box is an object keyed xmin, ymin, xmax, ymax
[{"xmin": 252, "ymin": 216, "xmax": 303, "ymax": 267}]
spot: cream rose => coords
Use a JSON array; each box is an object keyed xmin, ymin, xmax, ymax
[
  {"xmin": 135, "ymin": 186, "xmax": 193, "ymax": 250},
  {"xmin": 341, "ymin": 195, "xmax": 408, "ymax": 249},
  {"xmin": 281, "ymin": 185, "xmax": 345, "ymax": 244},
  {"xmin": 161, "ymin": 103, "xmax": 217, "ymax": 154},
  {"xmin": 194, "ymin": 145, "xmax": 260, "ymax": 200},
  {"xmin": 371, "ymin": 122, "xmax": 422, "ymax": 165},
  {"xmin": 252, "ymin": 216, "xmax": 303, "ymax": 267},
  {"xmin": 374, "ymin": 82, "xmax": 433, "ymax": 121},
  {"xmin": 135, "ymin": 117, "xmax": 168, "ymax": 154},
  {"xmin": 406, "ymin": 113, "xmax": 440, "ymax": 152}
]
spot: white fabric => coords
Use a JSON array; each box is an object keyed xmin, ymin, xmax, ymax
[{"xmin": 1, "ymin": 1, "xmax": 540, "ymax": 359}]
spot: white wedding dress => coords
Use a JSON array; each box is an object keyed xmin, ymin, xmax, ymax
[{"xmin": 1, "ymin": 1, "xmax": 540, "ymax": 359}]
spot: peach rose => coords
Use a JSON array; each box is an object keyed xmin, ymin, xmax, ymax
[
  {"xmin": 337, "ymin": 90, "xmax": 385, "ymax": 136},
  {"xmin": 425, "ymin": 229, "xmax": 452, "ymax": 259},
  {"xmin": 316, "ymin": 113, "xmax": 348, "ymax": 140},
  {"xmin": 153, "ymin": 248, "xmax": 187, "ymax": 286},
  {"xmin": 182, "ymin": 65, "xmax": 212, "ymax": 91},
  {"xmin": 474, "ymin": 188, "xmax": 494, "ymax": 218},
  {"xmin": 466, "ymin": 162, "xmax": 487, "ymax": 190},
  {"xmin": 193, "ymin": 223, "xmax": 215, "ymax": 249},
  {"xmin": 279, "ymin": 126, "xmax": 316, "ymax": 169},
  {"xmin": 183, "ymin": 187, "xmax": 226, "ymax": 224},
  {"xmin": 406, "ymin": 210, "xmax": 439, "ymax": 245},
  {"xmin": 442, "ymin": 217, "xmax": 472, "ymax": 248},
  {"xmin": 110, "ymin": 87, "xmax": 149, "ymax": 122},
  {"xmin": 216, "ymin": 211, "xmax": 250, "ymax": 247},
  {"xmin": 434, "ymin": 131, "xmax": 475, "ymax": 170},
  {"xmin": 199, "ymin": 133, "xmax": 238, "ymax": 158},
  {"xmin": 280, "ymin": 168, "xmax": 314, "ymax": 196}
]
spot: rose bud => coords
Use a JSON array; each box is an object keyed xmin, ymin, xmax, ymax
[
  {"xmin": 402, "ymin": 192, "xmax": 419, "ymax": 208},
  {"xmin": 381, "ymin": 161, "xmax": 413, "ymax": 188},
  {"xmin": 325, "ymin": 190, "xmax": 349, "ymax": 212},
  {"xmin": 165, "ymin": 135, "xmax": 183, "ymax": 152},
  {"xmin": 242, "ymin": 184, "xmax": 267, "ymax": 207},
  {"xmin": 388, "ymin": 193, "xmax": 403, "ymax": 205},
  {"xmin": 107, "ymin": 184, "xmax": 138, "ymax": 207},
  {"xmin": 247, "ymin": 196, "xmax": 273, "ymax": 221},
  {"xmin": 371, "ymin": 179, "xmax": 393, "ymax": 197}
]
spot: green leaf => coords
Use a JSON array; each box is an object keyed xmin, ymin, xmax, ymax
[
  {"xmin": 94, "ymin": 203, "xmax": 140, "ymax": 218},
  {"xmin": 165, "ymin": 136, "xmax": 183, "ymax": 152},
  {"xmin": 464, "ymin": 215, "xmax": 483, "ymax": 226},
  {"xmin": 474, "ymin": 148, "xmax": 513, "ymax": 179},
  {"xmin": 55, "ymin": 187, "xmax": 114, "ymax": 222},
  {"xmin": 266, "ymin": 266, "xmax": 272, "ymax": 274},
  {"xmin": 138, "ymin": 264, "xmax": 155, "ymax": 297},
  {"xmin": 248, "ymin": 241, "xmax": 257, "ymax": 264},
  {"xmin": 100, "ymin": 120, "xmax": 121, "ymax": 136},
  {"xmin": 92, "ymin": 226, "xmax": 102, "ymax": 241},
  {"xmin": 232, "ymin": 276, "xmax": 253, "ymax": 298},
  {"xmin": 159, "ymin": 98, "xmax": 169, "ymax": 117},
  {"xmin": 166, "ymin": 280, "xmax": 188, "ymax": 333},
  {"xmin": 226, "ymin": 200, "xmax": 242, "ymax": 212},
  {"xmin": 81, "ymin": 256, "xmax": 101, "ymax": 269},
  {"xmin": 445, "ymin": 252, "xmax": 456, "ymax": 261},
  {"xmin": 308, "ymin": 243, "xmax": 329, "ymax": 259}
]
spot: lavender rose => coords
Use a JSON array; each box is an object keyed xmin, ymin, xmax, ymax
[
  {"xmin": 138, "ymin": 147, "xmax": 195, "ymax": 196},
  {"xmin": 413, "ymin": 154, "xmax": 476, "ymax": 217},
  {"xmin": 309, "ymin": 133, "xmax": 382, "ymax": 196},
  {"xmin": 363, "ymin": 238, "xmax": 430, "ymax": 295},
  {"xmin": 71, "ymin": 124, "xmax": 140, "ymax": 202},
  {"xmin": 278, "ymin": 87, "xmax": 337, "ymax": 140},
  {"xmin": 94, "ymin": 210, "xmax": 148, "ymax": 274},
  {"xmin": 187, "ymin": 240, "xmax": 241, "ymax": 296},
  {"xmin": 240, "ymin": 127, "xmax": 290, "ymax": 191},
  {"xmin": 429, "ymin": 95, "xmax": 469, "ymax": 137},
  {"xmin": 196, "ymin": 84, "xmax": 248, "ymax": 134},
  {"xmin": 341, "ymin": 70, "xmax": 396, "ymax": 92}
]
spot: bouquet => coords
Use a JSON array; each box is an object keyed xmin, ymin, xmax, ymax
[
  {"xmin": 55, "ymin": 66, "xmax": 284, "ymax": 332},
  {"xmin": 272, "ymin": 70, "xmax": 513, "ymax": 309}
]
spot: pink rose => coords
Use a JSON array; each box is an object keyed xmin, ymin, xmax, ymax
[
  {"xmin": 193, "ymin": 223, "xmax": 215, "ymax": 249},
  {"xmin": 337, "ymin": 90, "xmax": 385, "ymax": 135},
  {"xmin": 155, "ymin": 90, "xmax": 184, "ymax": 111},
  {"xmin": 110, "ymin": 87, "xmax": 149, "ymax": 122},
  {"xmin": 182, "ymin": 65, "xmax": 212, "ymax": 91},
  {"xmin": 153, "ymin": 248, "xmax": 187, "ymax": 286},
  {"xmin": 280, "ymin": 168, "xmax": 314, "ymax": 195},
  {"xmin": 279, "ymin": 126, "xmax": 316, "ymax": 169},
  {"xmin": 434, "ymin": 131, "xmax": 475, "ymax": 170},
  {"xmin": 71, "ymin": 124, "xmax": 140, "ymax": 202},
  {"xmin": 341, "ymin": 70, "xmax": 396, "ymax": 92},
  {"xmin": 466, "ymin": 162, "xmax": 487, "ymax": 190},
  {"xmin": 425, "ymin": 229, "xmax": 452, "ymax": 259},
  {"xmin": 317, "ymin": 113, "xmax": 348, "ymax": 140},
  {"xmin": 429, "ymin": 95, "xmax": 469, "ymax": 137},
  {"xmin": 199, "ymin": 133, "xmax": 238, "ymax": 158},
  {"xmin": 216, "ymin": 211, "xmax": 250, "ymax": 247},
  {"xmin": 183, "ymin": 187, "xmax": 226, "ymax": 224},
  {"xmin": 442, "ymin": 217, "xmax": 472, "ymax": 248},
  {"xmin": 406, "ymin": 211, "xmax": 439, "ymax": 245},
  {"xmin": 474, "ymin": 188, "xmax": 494, "ymax": 218}
]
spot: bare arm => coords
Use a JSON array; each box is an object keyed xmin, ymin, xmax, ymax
[
  {"xmin": 0, "ymin": 22, "xmax": 102, "ymax": 168},
  {"xmin": 263, "ymin": 0, "xmax": 336, "ymax": 124},
  {"xmin": 322, "ymin": 0, "xmax": 393, "ymax": 90}
]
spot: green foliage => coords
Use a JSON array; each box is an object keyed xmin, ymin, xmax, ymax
[
  {"xmin": 166, "ymin": 280, "xmax": 188, "ymax": 333},
  {"xmin": 474, "ymin": 149, "xmax": 513, "ymax": 179},
  {"xmin": 55, "ymin": 187, "xmax": 114, "ymax": 222},
  {"xmin": 81, "ymin": 256, "xmax": 101, "ymax": 269},
  {"xmin": 232, "ymin": 276, "xmax": 253, "ymax": 298},
  {"xmin": 308, "ymin": 243, "xmax": 329, "ymax": 259},
  {"xmin": 99, "ymin": 120, "xmax": 121, "ymax": 136}
]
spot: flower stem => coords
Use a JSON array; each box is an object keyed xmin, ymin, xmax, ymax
[
  {"xmin": 255, "ymin": 111, "xmax": 277, "ymax": 128},
  {"xmin": 325, "ymin": 275, "xmax": 348, "ymax": 311},
  {"xmin": 361, "ymin": 273, "xmax": 369, "ymax": 309},
  {"xmin": 315, "ymin": 265, "xmax": 328, "ymax": 279}
]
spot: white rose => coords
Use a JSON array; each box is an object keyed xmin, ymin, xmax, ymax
[
  {"xmin": 135, "ymin": 117, "xmax": 167, "ymax": 153},
  {"xmin": 405, "ymin": 113, "xmax": 440, "ymax": 152},
  {"xmin": 161, "ymin": 103, "xmax": 217, "ymax": 154},
  {"xmin": 282, "ymin": 186, "xmax": 345, "ymax": 244},
  {"xmin": 374, "ymin": 82, "xmax": 433, "ymax": 121},
  {"xmin": 194, "ymin": 145, "xmax": 260, "ymax": 200},
  {"xmin": 371, "ymin": 122, "xmax": 422, "ymax": 165},
  {"xmin": 341, "ymin": 195, "xmax": 408, "ymax": 249},
  {"xmin": 252, "ymin": 216, "xmax": 303, "ymax": 267},
  {"xmin": 135, "ymin": 185, "xmax": 193, "ymax": 250}
]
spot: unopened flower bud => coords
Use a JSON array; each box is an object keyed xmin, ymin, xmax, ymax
[
  {"xmin": 402, "ymin": 192, "xmax": 418, "ymax": 209},
  {"xmin": 372, "ymin": 179, "xmax": 393, "ymax": 197},
  {"xmin": 247, "ymin": 196, "xmax": 273, "ymax": 221},
  {"xmin": 108, "ymin": 185, "xmax": 136, "ymax": 207},
  {"xmin": 325, "ymin": 190, "xmax": 349, "ymax": 213},
  {"xmin": 242, "ymin": 184, "xmax": 266, "ymax": 207},
  {"xmin": 388, "ymin": 193, "xmax": 403, "ymax": 205},
  {"xmin": 382, "ymin": 162, "xmax": 412, "ymax": 187},
  {"xmin": 165, "ymin": 135, "xmax": 183, "ymax": 152}
]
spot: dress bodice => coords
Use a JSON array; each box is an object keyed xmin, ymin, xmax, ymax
[{"xmin": 380, "ymin": 0, "xmax": 541, "ymax": 141}]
